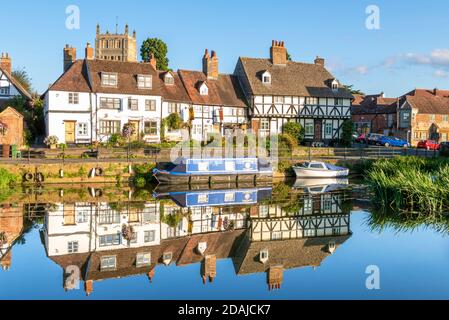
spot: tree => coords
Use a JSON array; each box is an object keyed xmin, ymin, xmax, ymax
[
  {"xmin": 11, "ymin": 68, "xmax": 32, "ymax": 93},
  {"xmin": 344, "ymin": 85, "xmax": 365, "ymax": 95},
  {"xmin": 282, "ymin": 122, "xmax": 304, "ymax": 144},
  {"xmin": 140, "ymin": 38, "xmax": 169, "ymax": 71},
  {"xmin": 341, "ymin": 120, "xmax": 355, "ymax": 147},
  {"xmin": 286, "ymin": 52, "xmax": 292, "ymax": 61}
]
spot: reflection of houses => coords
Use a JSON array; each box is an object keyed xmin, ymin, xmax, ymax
[{"xmin": 0, "ymin": 205, "xmax": 24, "ymax": 271}]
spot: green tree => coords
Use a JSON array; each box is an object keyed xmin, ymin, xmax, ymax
[
  {"xmin": 286, "ymin": 52, "xmax": 292, "ymax": 61},
  {"xmin": 140, "ymin": 38, "xmax": 169, "ymax": 71},
  {"xmin": 344, "ymin": 85, "xmax": 365, "ymax": 95},
  {"xmin": 341, "ymin": 120, "xmax": 355, "ymax": 147},
  {"xmin": 11, "ymin": 68, "xmax": 32, "ymax": 93},
  {"xmin": 282, "ymin": 121, "xmax": 304, "ymax": 144}
]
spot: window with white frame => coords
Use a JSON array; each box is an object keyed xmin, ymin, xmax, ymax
[
  {"xmin": 100, "ymin": 256, "xmax": 116, "ymax": 270},
  {"xmin": 0, "ymin": 87, "xmax": 9, "ymax": 96},
  {"xmin": 136, "ymin": 253, "xmax": 151, "ymax": 267},
  {"xmin": 145, "ymin": 100, "xmax": 156, "ymax": 111},
  {"xmin": 430, "ymin": 114, "xmax": 436, "ymax": 122},
  {"xmin": 100, "ymin": 120, "xmax": 120, "ymax": 134},
  {"xmin": 274, "ymin": 96, "xmax": 284, "ymax": 104},
  {"xmin": 324, "ymin": 123, "xmax": 332, "ymax": 136},
  {"xmin": 164, "ymin": 74, "xmax": 174, "ymax": 85},
  {"xmin": 403, "ymin": 112, "xmax": 410, "ymax": 121},
  {"xmin": 138, "ymin": 75, "xmax": 152, "ymax": 89},
  {"xmin": 77, "ymin": 123, "xmax": 88, "ymax": 136},
  {"xmin": 260, "ymin": 119, "xmax": 270, "ymax": 132},
  {"xmin": 272, "ymin": 232, "xmax": 282, "ymax": 240},
  {"xmin": 144, "ymin": 121, "xmax": 158, "ymax": 135},
  {"xmin": 100, "ymin": 97, "xmax": 121, "ymax": 110},
  {"xmin": 305, "ymin": 97, "xmax": 318, "ymax": 105},
  {"xmin": 192, "ymin": 124, "xmax": 202, "ymax": 135},
  {"xmin": 144, "ymin": 230, "xmax": 155, "ymax": 243},
  {"xmin": 99, "ymin": 234, "xmax": 121, "ymax": 247},
  {"xmin": 305, "ymin": 122, "xmax": 314, "ymax": 135},
  {"xmin": 262, "ymin": 71, "xmax": 271, "ymax": 84},
  {"xmin": 68, "ymin": 241, "xmax": 78, "ymax": 253},
  {"xmin": 444, "ymin": 115, "xmax": 449, "ymax": 122},
  {"xmin": 168, "ymin": 102, "xmax": 179, "ymax": 114},
  {"xmin": 128, "ymin": 99, "xmax": 138, "ymax": 111},
  {"xmin": 199, "ymin": 83, "xmax": 208, "ymax": 95},
  {"xmin": 68, "ymin": 93, "xmax": 79, "ymax": 104},
  {"xmin": 101, "ymin": 73, "xmax": 118, "ymax": 86}
]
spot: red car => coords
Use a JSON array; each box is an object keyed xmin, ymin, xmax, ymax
[
  {"xmin": 355, "ymin": 134, "xmax": 367, "ymax": 143},
  {"xmin": 417, "ymin": 140, "xmax": 440, "ymax": 150}
]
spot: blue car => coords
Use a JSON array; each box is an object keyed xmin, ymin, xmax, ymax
[{"xmin": 379, "ymin": 136, "xmax": 409, "ymax": 148}]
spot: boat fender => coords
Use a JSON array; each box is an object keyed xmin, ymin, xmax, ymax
[
  {"xmin": 23, "ymin": 172, "xmax": 34, "ymax": 182},
  {"xmin": 35, "ymin": 173, "xmax": 45, "ymax": 183},
  {"xmin": 89, "ymin": 187, "xmax": 95, "ymax": 197},
  {"xmin": 95, "ymin": 167, "xmax": 104, "ymax": 177},
  {"xmin": 59, "ymin": 169, "xmax": 64, "ymax": 178},
  {"xmin": 95, "ymin": 189, "xmax": 103, "ymax": 197},
  {"xmin": 89, "ymin": 168, "xmax": 96, "ymax": 178}
]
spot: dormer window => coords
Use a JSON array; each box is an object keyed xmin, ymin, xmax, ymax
[
  {"xmin": 138, "ymin": 75, "xmax": 152, "ymax": 89},
  {"xmin": 164, "ymin": 73, "xmax": 174, "ymax": 85},
  {"xmin": 259, "ymin": 250, "xmax": 269, "ymax": 263},
  {"xmin": 262, "ymin": 71, "xmax": 271, "ymax": 84},
  {"xmin": 199, "ymin": 82, "xmax": 209, "ymax": 96},
  {"xmin": 101, "ymin": 73, "xmax": 118, "ymax": 87},
  {"xmin": 331, "ymin": 79, "xmax": 339, "ymax": 92}
]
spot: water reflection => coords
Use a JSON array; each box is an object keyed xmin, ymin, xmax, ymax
[{"xmin": 0, "ymin": 182, "xmax": 355, "ymax": 296}]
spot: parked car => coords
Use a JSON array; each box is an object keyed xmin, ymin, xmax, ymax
[
  {"xmin": 440, "ymin": 142, "xmax": 449, "ymax": 155},
  {"xmin": 366, "ymin": 133, "xmax": 384, "ymax": 145},
  {"xmin": 355, "ymin": 134, "xmax": 367, "ymax": 144},
  {"xmin": 417, "ymin": 140, "xmax": 440, "ymax": 150},
  {"xmin": 379, "ymin": 136, "xmax": 409, "ymax": 148}
]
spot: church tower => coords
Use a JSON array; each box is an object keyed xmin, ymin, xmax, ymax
[{"xmin": 94, "ymin": 23, "xmax": 137, "ymax": 62}]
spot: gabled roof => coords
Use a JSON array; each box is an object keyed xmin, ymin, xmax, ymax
[
  {"xmin": 47, "ymin": 60, "xmax": 91, "ymax": 93},
  {"xmin": 157, "ymin": 71, "xmax": 191, "ymax": 103},
  {"xmin": 178, "ymin": 70, "xmax": 247, "ymax": 107},
  {"xmin": 351, "ymin": 93, "xmax": 398, "ymax": 115},
  {"xmin": 0, "ymin": 66, "xmax": 32, "ymax": 100},
  {"xmin": 0, "ymin": 106, "xmax": 24, "ymax": 118},
  {"xmin": 403, "ymin": 88, "xmax": 449, "ymax": 98},
  {"xmin": 404, "ymin": 95, "xmax": 449, "ymax": 115},
  {"xmin": 237, "ymin": 57, "xmax": 353, "ymax": 99}
]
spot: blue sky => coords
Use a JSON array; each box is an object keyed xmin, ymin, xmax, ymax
[{"xmin": 2, "ymin": 0, "xmax": 449, "ymax": 96}]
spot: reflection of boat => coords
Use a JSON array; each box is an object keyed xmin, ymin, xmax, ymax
[
  {"xmin": 293, "ymin": 162, "xmax": 349, "ymax": 178},
  {"xmin": 293, "ymin": 178, "xmax": 349, "ymax": 194},
  {"xmin": 152, "ymin": 158, "xmax": 273, "ymax": 185},
  {"xmin": 153, "ymin": 187, "xmax": 272, "ymax": 208}
]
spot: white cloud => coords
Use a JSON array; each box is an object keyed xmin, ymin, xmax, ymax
[
  {"xmin": 434, "ymin": 69, "xmax": 448, "ymax": 78},
  {"xmin": 353, "ymin": 65, "xmax": 369, "ymax": 75}
]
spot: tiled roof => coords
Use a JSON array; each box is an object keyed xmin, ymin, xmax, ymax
[
  {"xmin": 178, "ymin": 70, "xmax": 247, "ymax": 107},
  {"xmin": 47, "ymin": 60, "xmax": 91, "ymax": 93},
  {"xmin": 405, "ymin": 95, "xmax": 449, "ymax": 115},
  {"xmin": 157, "ymin": 71, "xmax": 191, "ymax": 103},
  {"xmin": 238, "ymin": 57, "xmax": 353, "ymax": 99},
  {"xmin": 351, "ymin": 93, "xmax": 398, "ymax": 115}
]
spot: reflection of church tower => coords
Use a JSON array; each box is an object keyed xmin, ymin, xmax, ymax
[
  {"xmin": 95, "ymin": 23, "xmax": 137, "ymax": 62},
  {"xmin": 85, "ymin": 280, "xmax": 93, "ymax": 296},
  {"xmin": 267, "ymin": 266, "xmax": 284, "ymax": 291},
  {"xmin": 201, "ymin": 255, "xmax": 217, "ymax": 284},
  {"xmin": 0, "ymin": 251, "xmax": 11, "ymax": 270}
]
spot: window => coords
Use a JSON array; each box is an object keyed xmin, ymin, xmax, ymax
[
  {"xmin": 260, "ymin": 250, "xmax": 269, "ymax": 261},
  {"xmin": 260, "ymin": 119, "xmax": 270, "ymax": 131},
  {"xmin": 100, "ymin": 256, "xmax": 116, "ymax": 270},
  {"xmin": 99, "ymin": 209, "xmax": 120, "ymax": 224},
  {"xmin": 224, "ymin": 192, "xmax": 235, "ymax": 202},
  {"xmin": 100, "ymin": 97, "xmax": 121, "ymax": 110},
  {"xmin": 305, "ymin": 97, "xmax": 318, "ymax": 105},
  {"xmin": 430, "ymin": 114, "xmax": 436, "ymax": 121},
  {"xmin": 77, "ymin": 123, "xmax": 88, "ymax": 136},
  {"xmin": 136, "ymin": 253, "xmax": 151, "ymax": 267},
  {"xmin": 192, "ymin": 124, "xmax": 202, "ymax": 135},
  {"xmin": 100, "ymin": 120, "xmax": 120, "ymax": 134},
  {"xmin": 128, "ymin": 99, "xmax": 138, "ymax": 111},
  {"xmin": 163, "ymin": 252, "xmax": 173, "ymax": 262},
  {"xmin": 274, "ymin": 96, "xmax": 284, "ymax": 104},
  {"xmin": 99, "ymin": 234, "xmax": 121, "ymax": 247},
  {"xmin": 164, "ymin": 74, "xmax": 174, "ymax": 85},
  {"xmin": 442, "ymin": 133, "xmax": 448, "ymax": 142},
  {"xmin": 332, "ymin": 82, "xmax": 339, "ymax": 91},
  {"xmin": 198, "ymin": 194, "xmax": 209, "ymax": 203},
  {"xmin": 305, "ymin": 122, "xmax": 314, "ymax": 135},
  {"xmin": 68, "ymin": 93, "xmax": 79, "ymax": 104},
  {"xmin": 145, "ymin": 100, "xmax": 156, "ymax": 111},
  {"xmin": 138, "ymin": 75, "xmax": 152, "ymax": 89},
  {"xmin": 324, "ymin": 123, "xmax": 332, "ymax": 136},
  {"xmin": 68, "ymin": 241, "xmax": 78, "ymax": 253},
  {"xmin": 272, "ymin": 232, "xmax": 282, "ymax": 240},
  {"xmin": 310, "ymin": 163, "xmax": 325, "ymax": 169},
  {"xmin": 131, "ymin": 232, "xmax": 137, "ymax": 244},
  {"xmin": 305, "ymin": 229, "xmax": 315, "ymax": 237},
  {"xmin": 144, "ymin": 230, "xmax": 155, "ymax": 243},
  {"xmin": 0, "ymin": 87, "xmax": 9, "ymax": 96},
  {"xmin": 403, "ymin": 112, "xmax": 410, "ymax": 121},
  {"xmin": 199, "ymin": 83, "xmax": 208, "ymax": 95},
  {"xmin": 262, "ymin": 71, "xmax": 271, "ymax": 84},
  {"xmin": 421, "ymin": 132, "xmax": 427, "ymax": 140},
  {"xmin": 168, "ymin": 103, "xmax": 179, "ymax": 114},
  {"xmin": 444, "ymin": 115, "xmax": 449, "ymax": 122},
  {"xmin": 144, "ymin": 121, "xmax": 157, "ymax": 135},
  {"xmin": 101, "ymin": 73, "xmax": 118, "ymax": 86},
  {"xmin": 332, "ymin": 228, "xmax": 341, "ymax": 236}
]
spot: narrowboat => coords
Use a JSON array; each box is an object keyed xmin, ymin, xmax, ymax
[
  {"xmin": 153, "ymin": 187, "xmax": 272, "ymax": 208},
  {"xmin": 152, "ymin": 157, "xmax": 273, "ymax": 185},
  {"xmin": 293, "ymin": 161, "xmax": 349, "ymax": 178}
]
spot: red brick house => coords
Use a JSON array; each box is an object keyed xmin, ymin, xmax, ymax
[{"xmin": 0, "ymin": 107, "xmax": 24, "ymax": 147}]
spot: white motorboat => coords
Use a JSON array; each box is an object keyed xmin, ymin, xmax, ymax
[
  {"xmin": 293, "ymin": 161, "xmax": 349, "ymax": 178},
  {"xmin": 293, "ymin": 178, "xmax": 349, "ymax": 194}
]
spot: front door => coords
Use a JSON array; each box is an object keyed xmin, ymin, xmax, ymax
[
  {"xmin": 129, "ymin": 121, "xmax": 140, "ymax": 141},
  {"xmin": 65, "ymin": 121, "xmax": 76, "ymax": 143},
  {"xmin": 314, "ymin": 119, "xmax": 322, "ymax": 141}
]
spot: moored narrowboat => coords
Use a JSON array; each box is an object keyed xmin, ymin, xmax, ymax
[{"xmin": 152, "ymin": 157, "xmax": 273, "ymax": 185}]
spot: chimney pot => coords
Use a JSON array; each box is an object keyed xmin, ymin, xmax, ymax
[
  {"xmin": 271, "ymin": 40, "xmax": 287, "ymax": 65},
  {"xmin": 203, "ymin": 49, "xmax": 218, "ymax": 79}
]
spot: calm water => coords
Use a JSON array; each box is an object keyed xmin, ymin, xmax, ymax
[{"xmin": 1, "ymin": 180, "xmax": 449, "ymax": 300}]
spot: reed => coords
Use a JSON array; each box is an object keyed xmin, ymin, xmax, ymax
[{"xmin": 366, "ymin": 156, "xmax": 449, "ymax": 214}]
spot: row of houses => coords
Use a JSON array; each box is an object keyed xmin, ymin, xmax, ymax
[
  {"xmin": 352, "ymin": 89, "xmax": 449, "ymax": 146},
  {"xmin": 40, "ymin": 25, "xmax": 353, "ymax": 145}
]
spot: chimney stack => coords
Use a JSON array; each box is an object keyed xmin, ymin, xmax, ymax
[
  {"xmin": 202, "ymin": 49, "xmax": 219, "ymax": 79},
  {"xmin": 434, "ymin": 88, "xmax": 439, "ymax": 96},
  {"xmin": 63, "ymin": 45, "xmax": 76, "ymax": 73},
  {"xmin": 0, "ymin": 53, "xmax": 12, "ymax": 75},
  {"xmin": 149, "ymin": 52, "xmax": 157, "ymax": 70},
  {"xmin": 85, "ymin": 42, "xmax": 94, "ymax": 60},
  {"xmin": 314, "ymin": 56, "xmax": 325, "ymax": 67},
  {"xmin": 270, "ymin": 40, "xmax": 287, "ymax": 65}
]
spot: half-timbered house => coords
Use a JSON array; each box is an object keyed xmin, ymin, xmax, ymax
[
  {"xmin": 234, "ymin": 41, "xmax": 353, "ymax": 145},
  {"xmin": 0, "ymin": 53, "xmax": 32, "ymax": 109}
]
